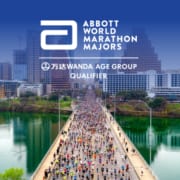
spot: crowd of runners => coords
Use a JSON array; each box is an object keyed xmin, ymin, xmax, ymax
[{"xmin": 43, "ymin": 91, "xmax": 137, "ymax": 180}]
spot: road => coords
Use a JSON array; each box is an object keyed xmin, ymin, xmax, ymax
[
  {"xmin": 32, "ymin": 90, "xmax": 156, "ymax": 180},
  {"xmin": 48, "ymin": 91, "xmax": 138, "ymax": 180}
]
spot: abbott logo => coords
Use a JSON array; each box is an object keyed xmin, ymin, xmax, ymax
[{"xmin": 40, "ymin": 20, "xmax": 77, "ymax": 50}]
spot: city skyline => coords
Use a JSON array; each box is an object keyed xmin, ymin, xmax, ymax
[
  {"xmin": 0, "ymin": 0, "xmax": 179, "ymax": 70},
  {"xmin": 0, "ymin": 1, "xmax": 180, "ymax": 180},
  {"xmin": 0, "ymin": 24, "xmax": 180, "ymax": 70}
]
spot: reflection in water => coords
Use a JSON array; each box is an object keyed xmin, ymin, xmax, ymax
[
  {"xmin": 0, "ymin": 112, "xmax": 68, "ymax": 178},
  {"xmin": 126, "ymin": 128, "xmax": 180, "ymax": 150},
  {"xmin": 116, "ymin": 115, "xmax": 180, "ymax": 180},
  {"xmin": 26, "ymin": 118, "xmax": 52, "ymax": 173},
  {"xmin": 1, "ymin": 113, "xmax": 180, "ymax": 179}
]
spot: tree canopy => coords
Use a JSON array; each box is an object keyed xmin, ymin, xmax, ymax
[
  {"xmin": 149, "ymin": 97, "xmax": 167, "ymax": 110},
  {"xmin": 117, "ymin": 90, "xmax": 147, "ymax": 100},
  {"xmin": 0, "ymin": 168, "xmax": 24, "ymax": 180}
]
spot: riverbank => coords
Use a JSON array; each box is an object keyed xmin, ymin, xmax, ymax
[
  {"xmin": 0, "ymin": 98, "xmax": 72, "ymax": 114},
  {"xmin": 1, "ymin": 97, "xmax": 180, "ymax": 118},
  {"xmin": 108, "ymin": 100, "xmax": 180, "ymax": 118}
]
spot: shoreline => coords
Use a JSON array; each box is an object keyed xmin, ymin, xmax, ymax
[
  {"xmin": 0, "ymin": 105, "xmax": 179, "ymax": 118},
  {"xmin": 0, "ymin": 100, "xmax": 72, "ymax": 115},
  {"xmin": 0, "ymin": 107, "xmax": 72, "ymax": 115},
  {"xmin": 109, "ymin": 109, "xmax": 180, "ymax": 118},
  {"xmin": 106, "ymin": 100, "xmax": 180, "ymax": 118},
  {"xmin": 1, "ymin": 99, "xmax": 180, "ymax": 118}
]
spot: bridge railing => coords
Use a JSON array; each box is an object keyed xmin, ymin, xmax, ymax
[
  {"xmin": 31, "ymin": 112, "xmax": 74, "ymax": 180},
  {"xmin": 102, "ymin": 106, "xmax": 158, "ymax": 180}
]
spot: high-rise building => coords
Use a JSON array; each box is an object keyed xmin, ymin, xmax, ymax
[
  {"xmin": 100, "ymin": 50, "xmax": 117, "ymax": 74},
  {"xmin": 50, "ymin": 51, "xmax": 71, "ymax": 92},
  {"xmin": 103, "ymin": 70, "xmax": 180, "ymax": 99},
  {"xmin": 103, "ymin": 73, "xmax": 147, "ymax": 95},
  {"xmin": 17, "ymin": 84, "xmax": 43, "ymax": 97},
  {"xmin": 26, "ymin": 31, "xmax": 70, "ymax": 93},
  {"xmin": 0, "ymin": 80, "xmax": 20, "ymax": 97},
  {"xmin": 0, "ymin": 62, "xmax": 12, "ymax": 80},
  {"xmin": 121, "ymin": 29, "xmax": 161, "ymax": 73},
  {"xmin": 13, "ymin": 50, "xmax": 27, "ymax": 81},
  {"xmin": 27, "ymin": 31, "xmax": 45, "ymax": 83},
  {"xmin": 26, "ymin": 31, "xmax": 71, "ymax": 93}
]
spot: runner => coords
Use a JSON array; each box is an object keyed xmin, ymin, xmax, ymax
[{"xmin": 44, "ymin": 90, "xmax": 137, "ymax": 180}]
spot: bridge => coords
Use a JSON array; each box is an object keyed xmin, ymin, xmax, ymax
[{"xmin": 31, "ymin": 91, "xmax": 157, "ymax": 180}]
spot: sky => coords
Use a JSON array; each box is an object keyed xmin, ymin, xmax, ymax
[{"xmin": 0, "ymin": 0, "xmax": 179, "ymax": 70}]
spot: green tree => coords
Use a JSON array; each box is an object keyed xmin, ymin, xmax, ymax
[
  {"xmin": 0, "ymin": 168, "xmax": 24, "ymax": 180},
  {"xmin": 149, "ymin": 97, "xmax": 167, "ymax": 110},
  {"xmin": 106, "ymin": 104, "xmax": 111, "ymax": 109},
  {"xmin": 20, "ymin": 91, "xmax": 36, "ymax": 98},
  {"xmin": 118, "ymin": 90, "xmax": 147, "ymax": 100},
  {"xmin": 62, "ymin": 96, "xmax": 70, "ymax": 101},
  {"xmin": 49, "ymin": 93, "xmax": 58, "ymax": 101}
]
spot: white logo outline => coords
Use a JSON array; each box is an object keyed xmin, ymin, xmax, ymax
[{"xmin": 40, "ymin": 20, "xmax": 78, "ymax": 50}]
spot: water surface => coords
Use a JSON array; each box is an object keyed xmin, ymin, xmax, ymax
[
  {"xmin": 116, "ymin": 115, "xmax": 180, "ymax": 180},
  {"xmin": 0, "ymin": 112, "xmax": 68, "ymax": 179}
]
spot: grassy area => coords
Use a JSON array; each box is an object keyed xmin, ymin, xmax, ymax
[
  {"xmin": 166, "ymin": 103, "xmax": 180, "ymax": 111},
  {"xmin": 60, "ymin": 100, "xmax": 71, "ymax": 109},
  {"xmin": 166, "ymin": 103, "xmax": 180, "ymax": 116},
  {"xmin": 0, "ymin": 96, "xmax": 72, "ymax": 113},
  {"xmin": 21, "ymin": 97, "xmax": 72, "ymax": 109},
  {"xmin": 117, "ymin": 103, "xmax": 135, "ymax": 111},
  {"xmin": 35, "ymin": 99, "xmax": 58, "ymax": 108},
  {"xmin": 108, "ymin": 100, "xmax": 180, "ymax": 118}
]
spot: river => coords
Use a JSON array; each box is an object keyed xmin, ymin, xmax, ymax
[
  {"xmin": 0, "ymin": 112, "xmax": 68, "ymax": 179},
  {"xmin": 1, "ymin": 112, "xmax": 180, "ymax": 180},
  {"xmin": 116, "ymin": 115, "xmax": 180, "ymax": 180}
]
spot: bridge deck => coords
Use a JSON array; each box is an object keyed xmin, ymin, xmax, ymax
[
  {"xmin": 102, "ymin": 106, "xmax": 157, "ymax": 180},
  {"xmin": 31, "ymin": 97, "xmax": 156, "ymax": 180},
  {"xmin": 31, "ymin": 114, "xmax": 74, "ymax": 180}
]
